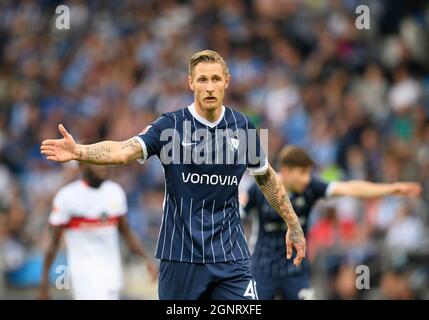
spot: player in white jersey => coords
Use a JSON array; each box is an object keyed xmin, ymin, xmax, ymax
[{"xmin": 38, "ymin": 163, "xmax": 157, "ymax": 300}]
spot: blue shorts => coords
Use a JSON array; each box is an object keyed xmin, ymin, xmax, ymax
[
  {"xmin": 253, "ymin": 258, "xmax": 313, "ymax": 300},
  {"xmin": 158, "ymin": 259, "xmax": 259, "ymax": 300}
]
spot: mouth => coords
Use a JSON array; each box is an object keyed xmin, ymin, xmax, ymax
[{"xmin": 204, "ymin": 97, "xmax": 216, "ymax": 102}]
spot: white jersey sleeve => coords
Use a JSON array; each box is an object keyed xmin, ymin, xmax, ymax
[
  {"xmin": 110, "ymin": 182, "xmax": 128, "ymax": 217},
  {"xmin": 49, "ymin": 189, "xmax": 71, "ymax": 226}
]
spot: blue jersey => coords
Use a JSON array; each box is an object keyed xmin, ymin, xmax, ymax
[
  {"xmin": 243, "ymin": 178, "xmax": 333, "ymax": 277},
  {"xmin": 135, "ymin": 103, "xmax": 267, "ymax": 263}
]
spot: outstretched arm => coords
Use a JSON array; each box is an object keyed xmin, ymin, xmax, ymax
[
  {"xmin": 40, "ymin": 124, "xmax": 143, "ymax": 165},
  {"xmin": 254, "ymin": 164, "xmax": 306, "ymax": 266},
  {"xmin": 330, "ymin": 181, "xmax": 421, "ymax": 198}
]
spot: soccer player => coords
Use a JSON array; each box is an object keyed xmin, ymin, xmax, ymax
[
  {"xmin": 40, "ymin": 50, "xmax": 306, "ymax": 300},
  {"xmin": 38, "ymin": 163, "xmax": 158, "ymax": 300},
  {"xmin": 241, "ymin": 145, "xmax": 421, "ymax": 300}
]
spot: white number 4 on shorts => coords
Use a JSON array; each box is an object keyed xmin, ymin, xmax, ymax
[{"xmin": 244, "ymin": 280, "xmax": 258, "ymax": 300}]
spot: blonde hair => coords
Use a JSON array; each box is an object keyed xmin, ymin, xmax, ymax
[{"xmin": 188, "ymin": 49, "xmax": 230, "ymax": 76}]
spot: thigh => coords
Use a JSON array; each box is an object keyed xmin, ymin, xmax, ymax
[
  {"xmin": 158, "ymin": 260, "xmax": 210, "ymax": 300},
  {"xmin": 253, "ymin": 274, "xmax": 278, "ymax": 300},
  {"xmin": 280, "ymin": 271, "xmax": 313, "ymax": 300},
  {"xmin": 71, "ymin": 273, "xmax": 117, "ymax": 300},
  {"xmin": 73, "ymin": 284, "xmax": 119, "ymax": 300},
  {"xmin": 210, "ymin": 260, "xmax": 259, "ymax": 300}
]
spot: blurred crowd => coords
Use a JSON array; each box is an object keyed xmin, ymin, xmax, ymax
[{"xmin": 1, "ymin": 0, "xmax": 429, "ymax": 299}]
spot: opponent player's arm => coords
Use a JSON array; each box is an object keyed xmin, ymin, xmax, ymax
[
  {"xmin": 38, "ymin": 226, "xmax": 64, "ymax": 299},
  {"xmin": 254, "ymin": 164, "xmax": 306, "ymax": 266},
  {"xmin": 40, "ymin": 124, "xmax": 143, "ymax": 165},
  {"xmin": 118, "ymin": 216, "xmax": 158, "ymax": 280},
  {"xmin": 330, "ymin": 181, "xmax": 421, "ymax": 198}
]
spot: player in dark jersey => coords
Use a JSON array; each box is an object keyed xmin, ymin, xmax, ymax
[
  {"xmin": 241, "ymin": 145, "xmax": 421, "ymax": 300},
  {"xmin": 40, "ymin": 50, "xmax": 306, "ymax": 300}
]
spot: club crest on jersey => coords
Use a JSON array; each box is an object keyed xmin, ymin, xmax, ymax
[
  {"xmin": 100, "ymin": 212, "xmax": 108, "ymax": 222},
  {"xmin": 294, "ymin": 196, "xmax": 306, "ymax": 208},
  {"xmin": 227, "ymin": 138, "xmax": 240, "ymax": 152},
  {"xmin": 139, "ymin": 125, "xmax": 152, "ymax": 135}
]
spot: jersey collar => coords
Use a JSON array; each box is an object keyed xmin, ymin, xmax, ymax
[{"xmin": 187, "ymin": 103, "xmax": 225, "ymax": 128}]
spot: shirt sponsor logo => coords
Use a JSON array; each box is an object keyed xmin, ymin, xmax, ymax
[{"xmin": 182, "ymin": 172, "xmax": 239, "ymax": 186}]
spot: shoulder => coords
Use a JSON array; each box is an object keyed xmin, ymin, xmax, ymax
[
  {"xmin": 168, "ymin": 108, "xmax": 190, "ymax": 122},
  {"xmin": 150, "ymin": 112, "xmax": 176, "ymax": 130},
  {"xmin": 58, "ymin": 180, "xmax": 82, "ymax": 194},
  {"xmin": 307, "ymin": 177, "xmax": 331, "ymax": 197},
  {"xmin": 53, "ymin": 180, "xmax": 81, "ymax": 203},
  {"xmin": 225, "ymin": 107, "xmax": 252, "ymax": 128},
  {"xmin": 101, "ymin": 180, "xmax": 126, "ymax": 196}
]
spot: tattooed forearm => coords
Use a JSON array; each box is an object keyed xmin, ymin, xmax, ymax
[
  {"xmin": 120, "ymin": 138, "xmax": 140, "ymax": 152},
  {"xmin": 75, "ymin": 141, "xmax": 124, "ymax": 164},
  {"xmin": 255, "ymin": 165, "xmax": 304, "ymax": 242},
  {"xmin": 84, "ymin": 146, "xmax": 112, "ymax": 162},
  {"xmin": 74, "ymin": 138, "xmax": 142, "ymax": 165},
  {"xmin": 254, "ymin": 165, "xmax": 294, "ymax": 223}
]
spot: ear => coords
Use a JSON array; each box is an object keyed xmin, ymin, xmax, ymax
[
  {"xmin": 279, "ymin": 166, "xmax": 288, "ymax": 178},
  {"xmin": 188, "ymin": 75, "xmax": 194, "ymax": 91},
  {"xmin": 224, "ymin": 73, "xmax": 230, "ymax": 89}
]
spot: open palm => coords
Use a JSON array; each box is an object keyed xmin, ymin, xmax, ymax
[
  {"xmin": 40, "ymin": 124, "xmax": 78, "ymax": 162},
  {"xmin": 392, "ymin": 182, "xmax": 422, "ymax": 197}
]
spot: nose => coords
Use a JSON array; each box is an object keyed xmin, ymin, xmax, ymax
[{"xmin": 206, "ymin": 80, "xmax": 214, "ymax": 92}]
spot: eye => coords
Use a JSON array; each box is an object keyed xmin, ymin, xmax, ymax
[{"xmin": 198, "ymin": 77, "xmax": 207, "ymax": 83}]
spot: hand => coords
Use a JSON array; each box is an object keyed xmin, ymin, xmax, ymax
[
  {"xmin": 147, "ymin": 261, "xmax": 158, "ymax": 283},
  {"xmin": 285, "ymin": 221, "xmax": 306, "ymax": 267},
  {"xmin": 41, "ymin": 124, "xmax": 79, "ymax": 162},
  {"xmin": 392, "ymin": 182, "xmax": 422, "ymax": 197}
]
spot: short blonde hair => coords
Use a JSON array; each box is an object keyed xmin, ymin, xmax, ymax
[{"xmin": 188, "ymin": 49, "xmax": 230, "ymax": 76}]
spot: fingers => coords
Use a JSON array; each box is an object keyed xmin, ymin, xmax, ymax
[
  {"xmin": 149, "ymin": 264, "xmax": 158, "ymax": 282},
  {"xmin": 401, "ymin": 183, "xmax": 422, "ymax": 197},
  {"xmin": 42, "ymin": 150, "xmax": 56, "ymax": 157},
  {"xmin": 40, "ymin": 145, "xmax": 54, "ymax": 152},
  {"xmin": 58, "ymin": 124, "xmax": 70, "ymax": 139},
  {"xmin": 412, "ymin": 184, "xmax": 422, "ymax": 196},
  {"xmin": 293, "ymin": 243, "xmax": 306, "ymax": 266},
  {"xmin": 40, "ymin": 145, "xmax": 57, "ymax": 157},
  {"xmin": 41, "ymin": 139, "xmax": 60, "ymax": 146},
  {"xmin": 285, "ymin": 235, "xmax": 292, "ymax": 259}
]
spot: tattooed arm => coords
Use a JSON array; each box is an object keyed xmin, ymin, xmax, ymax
[
  {"xmin": 254, "ymin": 164, "xmax": 306, "ymax": 266},
  {"xmin": 40, "ymin": 124, "xmax": 143, "ymax": 165}
]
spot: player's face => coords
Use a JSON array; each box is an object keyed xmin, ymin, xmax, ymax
[
  {"xmin": 81, "ymin": 164, "xmax": 108, "ymax": 187},
  {"xmin": 281, "ymin": 166, "xmax": 312, "ymax": 193},
  {"xmin": 188, "ymin": 62, "xmax": 230, "ymax": 113}
]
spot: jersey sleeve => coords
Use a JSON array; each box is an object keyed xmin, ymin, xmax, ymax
[
  {"xmin": 246, "ymin": 119, "xmax": 268, "ymax": 176},
  {"xmin": 49, "ymin": 189, "xmax": 71, "ymax": 227},
  {"xmin": 310, "ymin": 178, "xmax": 336, "ymax": 200},
  {"xmin": 113, "ymin": 184, "xmax": 128, "ymax": 217},
  {"xmin": 134, "ymin": 114, "xmax": 172, "ymax": 164}
]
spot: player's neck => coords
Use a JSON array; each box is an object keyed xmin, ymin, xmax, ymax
[
  {"xmin": 82, "ymin": 178, "xmax": 103, "ymax": 189},
  {"xmin": 194, "ymin": 101, "xmax": 223, "ymax": 123}
]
